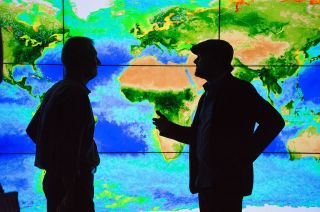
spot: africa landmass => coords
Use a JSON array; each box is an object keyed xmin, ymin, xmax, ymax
[{"xmin": 119, "ymin": 56, "xmax": 204, "ymax": 160}]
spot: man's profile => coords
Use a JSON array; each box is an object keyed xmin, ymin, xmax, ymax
[
  {"xmin": 26, "ymin": 37, "xmax": 101, "ymax": 212},
  {"xmin": 153, "ymin": 39, "xmax": 285, "ymax": 211}
]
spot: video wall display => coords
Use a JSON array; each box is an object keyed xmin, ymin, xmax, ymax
[{"xmin": 0, "ymin": 0, "xmax": 319, "ymax": 211}]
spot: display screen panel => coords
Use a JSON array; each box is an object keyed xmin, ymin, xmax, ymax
[{"xmin": 0, "ymin": 0, "xmax": 319, "ymax": 211}]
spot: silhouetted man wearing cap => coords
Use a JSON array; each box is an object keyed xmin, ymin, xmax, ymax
[
  {"xmin": 153, "ymin": 39, "xmax": 285, "ymax": 211},
  {"xmin": 26, "ymin": 37, "xmax": 101, "ymax": 212}
]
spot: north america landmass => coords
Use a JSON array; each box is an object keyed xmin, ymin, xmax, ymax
[
  {"xmin": 0, "ymin": 0, "xmax": 319, "ymax": 161},
  {"xmin": 0, "ymin": 0, "xmax": 65, "ymax": 97}
]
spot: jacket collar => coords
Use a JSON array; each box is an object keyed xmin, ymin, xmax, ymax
[{"xmin": 202, "ymin": 72, "xmax": 232, "ymax": 91}]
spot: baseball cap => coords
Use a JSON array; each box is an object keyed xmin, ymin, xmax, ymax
[{"xmin": 190, "ymin": 39, "xmax": 234, "ymax": 64}]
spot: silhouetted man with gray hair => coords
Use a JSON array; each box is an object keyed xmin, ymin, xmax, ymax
[
  {"xmin": 27, "ymin": 37, "xmax": 101, "ymax": 212},
  {"xmin": 153, "ymin": 39, "xmax": 285, "ymax": 211}
]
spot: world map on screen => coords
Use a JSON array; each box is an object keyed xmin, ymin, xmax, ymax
[{"xmin": 0, "ymin": 0, "xmax": 320, "ymax": 211}]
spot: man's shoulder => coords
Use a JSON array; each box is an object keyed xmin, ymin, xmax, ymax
[
  {"xmin": 43, "ymin": 80, "xmax": 89, "ymax": 106},
  {"xmin": 226, "ymin": 75, "xmax": 256, "ymax": 93},
  {"xmin": 52, "ymin": 80, "xmax": 89, "ymax": 97}
]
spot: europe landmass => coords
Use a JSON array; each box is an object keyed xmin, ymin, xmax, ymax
[
  {"xmin": 0, "ymin": 2, "xmax": 68, "ymax": 97},
  {"xmin": 130, "ymin": 0, "xmax": 320, "ymax": 96}
]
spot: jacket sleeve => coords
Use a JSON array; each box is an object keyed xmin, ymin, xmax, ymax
[
  {"xmin": 162, "ymin": 94, "xmax": 204, "ymax": 144},
  {"xmin": 247, "ymin": 85, "xmax": 285, "ymax": 162},
  {"xmin": 164, "ymin": 124, "xmax": 195, "ymax": 145}
]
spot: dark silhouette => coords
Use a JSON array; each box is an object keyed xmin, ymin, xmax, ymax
[
  {"xmin": 0, "ymin": 183, "xmax": 20, "ymax": 212},
  {"xmin": 26, "ymin": 37, "xmax": 101, "ymax": 212},
  {"xmin": 153, "ymin": 39, "xmax": 285, "ymax": 211}
]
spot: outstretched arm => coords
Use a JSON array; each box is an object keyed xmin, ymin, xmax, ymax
[
  {"xmin": 248, "ymin": 89, "xmax": 285, "ymax": 162},
  {"xmin": 152, "ymin": 111, "xmax": 194, "ymax": 144}
]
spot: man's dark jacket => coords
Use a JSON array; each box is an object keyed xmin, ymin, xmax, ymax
[
  {"xmin": 26, "ymin": 79, "xmax": 100, "ymax": 177},
  {"xmin": 169, "ymin": 74, "xmax": 284, "ymax": 195}
]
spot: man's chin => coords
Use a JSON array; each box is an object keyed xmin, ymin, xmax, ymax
[{"xmin": 195, "ymin": 71, "xmax": 206, "ymax": 79}]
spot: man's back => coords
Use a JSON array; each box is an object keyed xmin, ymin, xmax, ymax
[{"xmin": 189, "ymin": 74, "xmax": 284, "ymax": 195}]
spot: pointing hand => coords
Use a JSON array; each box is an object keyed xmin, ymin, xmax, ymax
[{"xmin": 152, "ymin": 111, "xmax": 173, "ymax": 138}]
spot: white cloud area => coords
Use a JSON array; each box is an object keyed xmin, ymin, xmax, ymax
[
  {"xmin": 176, "ymin": 205, "xmax": 320, "ymax": 212},
  {"xmin": 70, "ymin": 0, "xmax": 114, "ymax": 19},
  {"xmin": 209, "ymin": 0, "xmax": 218, "ymax": 5}
]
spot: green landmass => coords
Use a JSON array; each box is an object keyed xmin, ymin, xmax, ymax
[
  {"xmin": 285, "ymin": 100, "xmax": 295, "ymax": 111},
  {"xmin": 221, "ymin": 1, "xmax": 320, "ymax": 51},
  {"xmin": 130, "ymin": 1, "xmax": 320, "ymax": 96},
  {"xmin": 233, "ymin": 59, "xmax": 296, "ymax": 98},
  {"xmin": 0, "ymin": 2, "xmax": 66, "ymax": 65},
  {"xmin": 232, "ymin": 58, "xmax": 259, "ymax": 82},
  {"xmin": 220, "ymin": 8, "xmax": 287, "ymax": 38},
  {"xmin": 220, "ymin": 1, "xmax": 320, "ymax": 94},
  {"xmin": 2, "ymin": 64, "xmax": 34, "ymax": 96},
  {"xmin": 0, "ymin": 2, "xmax": 67, "ymax": 96},
  {"xmin": 130, "ymin": 6, "xmax": 219, "ymax": 55},
  {"xmin": 121, "ymin": 87, "xmax": 195, "ymax": 124}
]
